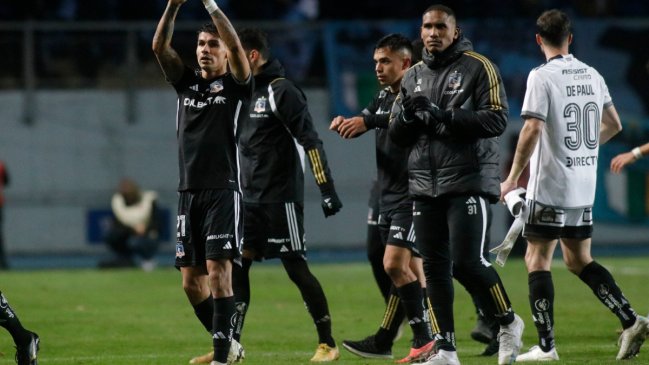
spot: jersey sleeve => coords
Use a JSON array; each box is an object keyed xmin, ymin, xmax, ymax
[
  {"xmin": 171, "ymin": 67, "xmax": 197, "ymax": 94},
  {"xmin": 599, "ymin": 72, "xmax": 613, "ymax": 109},
  {"xmin": 521, "ymin": 69, "xmax": 548, "ymax": 121},
  {"xmin": 362, "ymin": 90, "xmax": 390, "ymax": 129},
  {"xmin": 446, "ymin": 55, "xmax": 508, "ymax": 138},
  {"xmin": 270, "ymin": 78, "xmax": 337, "ymax": 193}
]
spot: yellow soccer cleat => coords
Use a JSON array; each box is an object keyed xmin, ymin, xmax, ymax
[{"xmin": 310, "ymin": 343, "xmax": 340, "ymax": 362}]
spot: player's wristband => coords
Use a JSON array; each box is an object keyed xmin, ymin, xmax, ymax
[
  {"xmin": 632, "ymin": 147, "xmax": 643, "ymax": 160},
  {"xmin": 202, "ymin": 0, "xmax": 219, "ymax": 14}
]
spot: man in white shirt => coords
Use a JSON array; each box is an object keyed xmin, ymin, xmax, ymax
[{"xmin": 501, "ymin": 9, "xmax": 649, "ymax": 362}]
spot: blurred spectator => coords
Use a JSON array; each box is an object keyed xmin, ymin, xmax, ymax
[
  {"xmin": 0, "ymin": 160, "xmax": 8, "ymax": 270},
  {"xmin": 98, "ymin": 178, "xmax": 160, "ymax": 271}
]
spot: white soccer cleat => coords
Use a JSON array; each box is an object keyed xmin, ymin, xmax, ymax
[
  {"xmin": 617, "ymin": 316, "xmax": 649, "ymax": 360},
  {"xmin": 497, "ymin": 314, "xmax": 524, "ymax": 365},
  {"xmin": 516, "ymin": 345, "xmax": 559, "ymax": 362},
  {"xmin": 419, "ymin": 349, "xmax": 460, "ymax": 365},
  {"xmin": 227, "ymin": 339, "xmax": 245, "ymax": 364}
]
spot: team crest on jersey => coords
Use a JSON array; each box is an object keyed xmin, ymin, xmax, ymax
[
  {"xmin": 254, "ymin": 96, "xmax": 267, "ymax": 113},
  {"xmin": 175, "ymin": 242, "xmax": 185, "ymax": 258},
  {"xmin": 210, "ymin": 80, "xmax": 224, "ymax": 93},
  {"xmin": 448, "ymin": 71, "xmax": 462, "ymax": 89}
]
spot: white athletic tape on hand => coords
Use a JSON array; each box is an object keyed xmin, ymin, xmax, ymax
[
  {"xmin": 202, "ymin": 0, "xmax": 219, "ymax": 14},
  {"xmin": 490, "ymin": 187, "xmax": 528, "ymax": 267}
]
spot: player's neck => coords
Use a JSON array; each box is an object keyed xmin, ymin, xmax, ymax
[
  {"xmin": 543, "ymin": 44, "xmax": 570, "ymax": 62},
  {"xmin": 544, "ymin": 49, "xmax": 569, "ymax": 62},
  {"xmin": 201, "ymin": 67, "xmax": 227, "ymax": 80}
]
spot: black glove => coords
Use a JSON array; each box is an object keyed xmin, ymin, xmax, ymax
[
  {"xmin": 321, "ymin": 189, "xmax": 342, "ymax": 217},
  {"xmin": 404, "ymin": 94, "xmax": 435, "ymax": 115}
]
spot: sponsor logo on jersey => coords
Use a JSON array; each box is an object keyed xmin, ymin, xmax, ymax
[
  {"xmin": 393, "ymin": 232, "xmax": 403, "ymax": 240},
  {"xmin": 207, "ymin": 233, "xmax": 233, "ymax": 241},
  {"xmin": 565, "ymin": 155, "xmax": 597, "ymax": 167},
  {"xmin": 183, "ymin": 96, "xmax": 226, "ymax": 108},
  {"xmin": 280, "ymin": 245, "xmax": 289, "ymax": 252},
  {"xmin": 254, "ymin": 96, "xmax": 267, "ymax": 113},
  {"xmin": 223, "ymin": 241, "xmax": 232, "ymax": 249},
  {"xmin": 390, "ymin": 225, "xmax": 405, "ymax": 232},
  {"xmin": 268, "ymin": 238, "xmax": 290, "ymax": 244},
  {"xmin": 210, "ymin": 80, "xmax": 224, "ymax": 93}
]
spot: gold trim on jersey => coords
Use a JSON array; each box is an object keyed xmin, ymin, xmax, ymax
[
  {"xmin": 307, "ymin": 149, "xmax": 327, "ymax": 184},
  {"xmin": 465, "ymin": 51, "xmax": 503, "ymax": 111}
]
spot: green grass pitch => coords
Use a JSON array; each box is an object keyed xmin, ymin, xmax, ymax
[{"xmin": 1, "ymin": 257, "xmax": 648, "ymax": 364}]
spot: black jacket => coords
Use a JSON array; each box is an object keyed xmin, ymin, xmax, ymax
[
  {"xmin": 239, "ymin": 59, "xmax": 336, "ymax": 203},
  {"xmin": 389, "ymin": 36, "xmax": 507, "ymax": 202}
]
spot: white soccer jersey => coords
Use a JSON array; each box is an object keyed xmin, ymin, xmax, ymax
[{"xmin": 521, "ymin": 54, "xmax": 613, "ymax": 208}]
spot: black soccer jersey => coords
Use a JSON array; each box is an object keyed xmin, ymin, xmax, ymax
[
  {"xmin": 362, "ymin": 87, "xmax": 410, "ymax": 212},
  {"xmin": 173, "ymin": 67, "xmax": 253, "ymax": 192},
  {"xmin": 239, "ymin": 59, "xmax": 335, "ymax": 203}
]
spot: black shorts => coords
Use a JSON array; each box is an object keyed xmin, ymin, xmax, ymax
[
  {"xmin": 175, "ymin": 189, "xmax": 243, "ymax": 267},
  {"xmin": 378, "ymin": 202, "xmax": 420, "ymax": 256},
  {"xmin": 243, "ymin": 202, "xmax": 305, "ymax": 261},
  {"xmin": 523, "ymin": 200, "xmax": 593, "ymax": 239}
]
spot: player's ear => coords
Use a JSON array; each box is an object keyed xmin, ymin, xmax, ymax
[
  {"xmin": 454, "ymin": 26, "xmax": 460, "ymax": 40},
  {"xmin": 535, "ymin": 34, "xmax": 543, "ymax": 46},
  {"xmin": 402, "ymin": 57, "xmax": 412, "ymax": 70}
]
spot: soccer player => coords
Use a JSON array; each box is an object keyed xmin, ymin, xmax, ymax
[
  {"xmin": 190, "ymin": 27, "xmax": 343, "ymax": 364},
  {"xmin": 329, "ymin": 33, "xmax": 435, "ymax": 363},
  {"xmin": 389, "ymin": 5, "xmax": 524, "ymax": 365},
  {"xmin": 152, "ymin": 0, "xmax": 251, "ymax": 364},
  {"xmin": 501, "ymin": 9, "xmax": 649, "ymax": 362},
  {"xmin": 0, "ymin": 291, "xmax": 39, "ymax": 365}
]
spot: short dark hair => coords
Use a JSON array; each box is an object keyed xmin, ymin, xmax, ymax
[
  {"xmin": 238, "ymin": 27, "xmax": 271, "ymax": 60},
  {"xmin": 423, "ymin": 4, "xmax": 456, "ymax": 20},
  {"xmin": 536, "ymin": 9, "xmax": 571, "ymax": 48},
  {"xmin": 375, "ymin": 33, "xmax": 413, "ymax": 57},
  {"xmin": 197, "ymin": 23, "xmax": 219, "ymax": 36}
]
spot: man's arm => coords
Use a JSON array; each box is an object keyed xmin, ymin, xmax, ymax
[
  {"xmin": 152, "ymin": 0, "xmax": 186, "ymax": 84},
  {"xmin": 273, "ymin": 80, "xmax": 342, "ymax": 216},
  {"xmin": 600, "ymin": 104, "xmax": 623, "ymax": 145},
  {"xmin": 500, "ymin": 117, "xmax": 542, "ymax": 200},
  {"xmin": 611, "ymin": 140, "xmax": 649, "ymax": 174},
  {"xmin": 444, "ymin": 57, "xmax": 508, "ymax": 138},
  {"xmin": 203, "ymin": 4, "xmax": 250, "ymax": 83}
]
